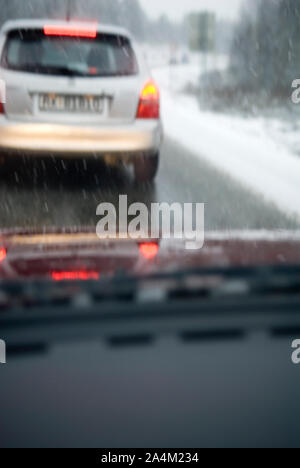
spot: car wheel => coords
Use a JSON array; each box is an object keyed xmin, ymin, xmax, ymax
[{"xmin": 134, "ymin": 153, "xmax": 159, "ymax": 183}]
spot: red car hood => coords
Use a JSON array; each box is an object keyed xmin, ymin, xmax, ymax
[{"xmin": 0, "ymin": 229, "xmax": 300, "ymax": 280}]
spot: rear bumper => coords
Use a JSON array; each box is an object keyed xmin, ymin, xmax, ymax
[{"xmin": 0, "ymin": 119, "xmax": 162, "ymax": 159}]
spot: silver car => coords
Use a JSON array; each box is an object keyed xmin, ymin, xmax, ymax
[{"xmin": 0, "ymin": 20, "xmax": 163, "ymax": 182}]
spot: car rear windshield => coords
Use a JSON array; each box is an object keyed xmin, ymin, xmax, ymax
[{"xmin": 1, "ymin": 29, "xmax": 138, "ymax": 77}]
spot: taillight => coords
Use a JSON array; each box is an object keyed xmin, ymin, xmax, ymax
[
  {"xmin": 0, "ymin": 102, "xmax": 4, "ymax": 114},
  {"xmin": 136, "ymin": 80, "xmax": 160, "ymax": 119}
]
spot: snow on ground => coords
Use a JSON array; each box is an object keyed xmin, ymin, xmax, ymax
[{"xmin": 150, "ymin": 62, "xmax": 300, "ymax": 221}]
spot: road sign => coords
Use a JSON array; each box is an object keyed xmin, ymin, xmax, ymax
[{"xmin": 189, "ymin": 12, "xmax": 216, "ymax": 53}]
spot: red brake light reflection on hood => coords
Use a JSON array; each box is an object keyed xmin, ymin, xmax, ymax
[
  {"xmin": 139, "ymin": 243, "xmax": 159, "ymax": 260},
  {"xmin": 51, "ymin": 270, "xmax": 99, "ymax": 281},
  {"xmin": 0, "ymin": 248, "xmax": 7, "ymax": 262},
  {"xmin": 43, "ymin": 24, "xmax": 98, "ymax": 38}
]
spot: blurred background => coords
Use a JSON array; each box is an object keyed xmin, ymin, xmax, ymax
[
  {"xmin": 1, "ymin": 0, "xmax": 299, "ymax": 118},
  {"xmin": 1, "ymin": 0, "xmax": 300, "ymax": 230}
]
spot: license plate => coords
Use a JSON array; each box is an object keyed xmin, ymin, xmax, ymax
[{"xmin": 39, "ymin": 94, "xmax": 104, "ymax": 113}]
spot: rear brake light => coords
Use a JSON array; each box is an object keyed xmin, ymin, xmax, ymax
[
  {"xmin": 0, "ymin": 102, "xmax": 4, "ymax": 114},
  {"xmin": 43, "ymin": 24, "xmax": 97, "ymax": 38},
  {"xmin": 136, "ymin": 80, "xmax": 160, "ymax": 119}
]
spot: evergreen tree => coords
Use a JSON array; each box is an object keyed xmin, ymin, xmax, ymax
[{"xmin": 230, "ymin": 0, "xmax": 300, "ymax": 95}]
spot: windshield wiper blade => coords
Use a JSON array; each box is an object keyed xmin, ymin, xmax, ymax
[
  {"xmin": 40, "ymin": 65, "xmax": 87, "ymax": 76},
  {"xmin": 1, "ymin": 265, "xmax": 300, "ymax": 309},
  {"xmin": 1, "ymin": 274, "xmax": 300, "ymax": 359}
]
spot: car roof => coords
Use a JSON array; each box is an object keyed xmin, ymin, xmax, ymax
[{"xmin": 0, "ymin": 19, "xmax": 132, "ymax": 39}]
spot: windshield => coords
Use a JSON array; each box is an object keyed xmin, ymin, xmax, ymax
[
  {"xmin": 2, "ymin": 0, "xmax": 300, "ymax": 451},
  {"xmin": 1, "ymin": 30, "xmax": 138, "ymax": 76},
  {"xmin": 0, "ymin": 0, "xmax": 298, "ymax": 264}
]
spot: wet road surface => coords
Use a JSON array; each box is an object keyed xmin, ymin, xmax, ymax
[{"xmin": 0, "ymin": 137, "xmax": 298, "ymax": 231}]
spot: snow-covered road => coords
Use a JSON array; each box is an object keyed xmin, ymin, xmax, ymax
[{"xmin": 0, "ymin": 61, "xmax": 298, "ymax": 232}]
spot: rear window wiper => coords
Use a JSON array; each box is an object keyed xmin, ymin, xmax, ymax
[
  {"xmin": 4, "ymin": 63, "xmax": 137, "ymax": 77},
  {"xmin": 5, "ymin": 63, "xmax": 87, "ymax": 76}
]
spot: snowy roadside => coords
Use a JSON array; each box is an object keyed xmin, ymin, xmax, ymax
[{"xmin": 152, "ymin": 64, "xmax": 300, "ymax": 220}]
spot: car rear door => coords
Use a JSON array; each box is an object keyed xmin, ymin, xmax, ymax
[{"xmin": 0, "ymin": 27, "xmax": 145, "ymax": 125}]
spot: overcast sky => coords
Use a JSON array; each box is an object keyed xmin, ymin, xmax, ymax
[{"xmin": 139, "ymin": 0, "xmax": 244, "ymax": 22}]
